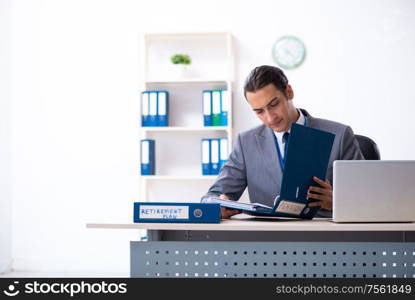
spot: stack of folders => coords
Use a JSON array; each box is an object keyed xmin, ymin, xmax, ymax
[
  {"xmin": 201, "ymin": 138, "xmax": 228, "ymax": 175},
  {"xmin": 141, "ymin": 139, "xmax": 155, "ymax": 175},
  {"xmin": 141, "ymin": 90, "xmax": 169, "ymax": 126},
  {"xmin": 203, "ymin": 89, "xmax": 229, "ymax": 126}
]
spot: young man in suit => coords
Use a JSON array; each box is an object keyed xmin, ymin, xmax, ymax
[{"xmin": 202, "ymin": 65, "xmax": 364, "ymax": 218}]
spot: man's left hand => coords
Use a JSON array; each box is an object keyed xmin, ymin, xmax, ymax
[{"xmin": 307, "ymin": 176, "xmax": 333, "ymax": 211}]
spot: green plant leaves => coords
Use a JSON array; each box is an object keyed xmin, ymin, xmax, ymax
[{"xmin": 170, "ymin": 54, "xmax": 191, "ymax": 65}]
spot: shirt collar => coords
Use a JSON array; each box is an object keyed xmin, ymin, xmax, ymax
[{"xmin": 273, "ymin": 109, "xmax": 305, "ymax": 144}]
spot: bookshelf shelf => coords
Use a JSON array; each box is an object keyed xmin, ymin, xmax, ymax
[
  {"xmin": 141, "ymin": 126, "xmax": 230, "ymax": 133},
  {"xmin": 141, "ymin": 175, "xmax": 218, "ymax": 181},
  {"xmin": 145, "ymin": 79, "xmax": 230, "ymax": 84}
]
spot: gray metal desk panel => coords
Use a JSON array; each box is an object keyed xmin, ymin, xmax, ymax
[{"xmin": 129, "ymin": 219, "xmax": 415, "ymax": 278}]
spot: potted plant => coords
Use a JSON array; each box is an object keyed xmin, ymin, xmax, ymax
[{"xmin": 170, "ymin": 54, "xmax": 191, "ymax": 78}]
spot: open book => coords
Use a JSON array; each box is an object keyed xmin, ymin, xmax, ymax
[{"xmin": 203, "ymin": 123, "xmax": 335, "ymax": 219}]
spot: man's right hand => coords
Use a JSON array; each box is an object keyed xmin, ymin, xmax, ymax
[{"xmin": 219, "ymin": 194, "xmax": 241, "ymax": 219}]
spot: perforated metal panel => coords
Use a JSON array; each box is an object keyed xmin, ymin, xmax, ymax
[{"xmin": 131, "ymin": 241, "xmax": 415, "ymax": 278}]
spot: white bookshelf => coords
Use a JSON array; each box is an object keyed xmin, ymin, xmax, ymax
[{"xmin": 139, "ymin": 32, "xmax": 234, "ymax": 203}]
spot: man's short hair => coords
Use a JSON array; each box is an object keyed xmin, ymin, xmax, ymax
[{"xmin": 244, "ymin": 65, "xmax": 289, "ymax": 98}]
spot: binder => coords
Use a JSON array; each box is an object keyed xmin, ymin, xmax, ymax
[
  {"xmin": 278, "ymin": 123, "xmax": 335, "ymax": 218},
  {"xmin": 201, "ymin": 139, "xmax": 211, "ymax": 175},
  {"xmin": 220, "ymin": 89, "xmax": 229, "ymax": 126},
  {"xmin": 157, "ymin": 91, "xmax": 169, "ymax": 126},
  {"xmin": 203, "ymin": 196, "xmax": 277, "ymax": 215},
  {"xmin": 141, "ymin": 139, "xmax": 155, "ymax": 175},
  {"xmin": 141, "ymin": 91, "xmax": 149, "ymax": 127},
  {"xmin": 210, "ymin": 138, "xmax": 220, "ymax": 175},
  {"xmin": 134, "ymin": 202, "xmax": 221, "ymax": 223},
  {"xmin": 211, "ymin": 90, "xmax": 221, "ymax": 126},
  {"xmin": 148, "ymin": 91, "xmax": 158, "ymax": 126},
  {"xmin": 219, "ymin": 137, "xmax": 228, "ymax": 170},
  {"xmin": 202, "ymin": 90, "xmax": 212, "ymax": 126},
  {"xmin": 203, "ymin": 124, "xmax": 335, "ymax": 219}
]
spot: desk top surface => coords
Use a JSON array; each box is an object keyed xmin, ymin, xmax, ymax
[{"xmin": 87, "ymin": 215, "xmax": 415, "ymax": 231}]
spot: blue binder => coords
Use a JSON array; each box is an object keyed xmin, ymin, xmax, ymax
[
  {"xmin": 141, "ymin": 139, "xmax": 155, "ymax": 175},
  {"xmin": 202, "ymin": 90, "xmax": 212, "ymax": 126},
  {"xmin": 157, "ymin": 91, "xmax": 169, "ymax": 126},
  {"xmin": 141, "ymin": 91, "xmax": 150, "ymax": 126},
  {"xmin": 203, "ymin": 124, "xmax": 335, "ymax": 219},
  {"xmin": 134, "ymin": 202, "xmax": 221, "ymax": 223},
  {"xmin": 220, "ymin": 89, "xmax": 229, "ymax": 126},
  {"xmin": 210, "ymin": 138, "xmax": 220, "ymax": 175},
  {"xmin": 219, "ymin": 137, "xmax": 228, "ymax": 170},
  {"xmin": 148, "ymin": 91, "xmax": 158, "ymax": 126},
  {"xmin": 277, "ymin": 123, "xmax": 335, "ymax": 218},
  {"xmin": 201, "ymin": 139, "xmax": 211, "ymax": 175}
]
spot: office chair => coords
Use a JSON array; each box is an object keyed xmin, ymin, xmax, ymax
[{"xmin": 355, "ymin": 135, "xmax": 381, "ymax": 160}]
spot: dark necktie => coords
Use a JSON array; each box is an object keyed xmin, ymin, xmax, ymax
[{"xmin": 282, "ymin": 132, "xmax": 290, "ymax": 161}]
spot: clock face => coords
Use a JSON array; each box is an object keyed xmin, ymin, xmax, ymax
[{"xmin": 272, "ymin": 36, "xmax": 306, "ymax": 69}]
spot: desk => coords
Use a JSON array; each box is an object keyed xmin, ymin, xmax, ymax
[{"xmin": 87, "ymin": 217, "xmax": 415, "ymax": 278}]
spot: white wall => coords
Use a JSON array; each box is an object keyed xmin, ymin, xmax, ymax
[
  {"xmin": 0, "ymin": 0, "xmax": 13, "ymax": 273},
  {"xmin": 8, "ymin": 0, "xmax": 415, "ymax": 274}
]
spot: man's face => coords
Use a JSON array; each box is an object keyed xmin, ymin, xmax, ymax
[{"xmin": 246, "ymin": 83, "xmax": 297, "ymax": 132}]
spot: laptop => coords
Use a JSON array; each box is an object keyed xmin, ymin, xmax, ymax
[{"xmin": 333, "ymin": 160, "xmax": 415, "ymax": 222}]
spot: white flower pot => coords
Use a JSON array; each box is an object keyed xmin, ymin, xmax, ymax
[{"xmin": 172, "ymin": 64, "xmax": 189, "ymax": 78}]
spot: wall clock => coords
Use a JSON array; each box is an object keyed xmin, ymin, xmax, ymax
[{"xmin": 272, "ymin": 36, "xmax": 306, "ymax": 69}]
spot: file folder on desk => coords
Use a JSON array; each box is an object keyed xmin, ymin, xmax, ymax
[
  {"xmin": 203, "ymin": 124, "xmax": 335, "ymax": 219},
  {"xmin": 134, "ymin": 202, "xmax": 221, "ymax": 223},
  {"xmin": 203, "ymin": 196, "xmax": 284, "ymax": 216}
]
